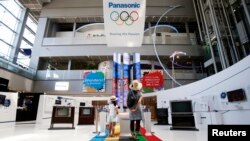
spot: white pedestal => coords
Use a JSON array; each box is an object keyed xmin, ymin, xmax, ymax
[
  {"xmin": 118, "ymin": 112, "xmax": 130, "ymax": 136},
  {"xmin": 143, "ymin": 112, "xmax": 151, "ymax": 136},
  {"xmin": 99, "ymin": 112, "xmax": 107, "ymax": 133},
  {"xmin": 210, "ymin": 112, "xmax": 223, "ymax": 124}
]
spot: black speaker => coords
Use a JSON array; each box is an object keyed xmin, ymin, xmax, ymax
[{"xmin": 157, "ymin": 108, "xmax": 169, "ymax": 125}]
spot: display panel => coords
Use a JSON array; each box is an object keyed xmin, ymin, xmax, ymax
[
  {"xmin": 170, "ymin": 100, "xmax": 192, "ymax": 113},
  {"xmin": 82, "ymin": 108, "xmax": 91, "ymax": 115},
  {"xmin": 55, "ymin": 107, "xmax": 71, "ymax": 117},
  {"xmin": 0, "ymin": 94, "xmax": 6, "ymax": 105},
  {"xmin": 227, "ymin": 89, "xmax": 247, "ymax": 102},
  {"xmin": 80, "ymin": 102, "xmax": 85, "ymax": 107}
]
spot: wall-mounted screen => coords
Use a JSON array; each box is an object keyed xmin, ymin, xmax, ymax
[
  {"xmin": 55, "ymin": 100, "xmax": 61, "ymax": 105},
  {"xmin": 0, "ymin": 94, "xmax": 6, "ymax": 105},
  {"xmin": 227, "ymin": 89, "xmax": 247, "ymax": 102},
  {"xmin": 80, "ymin": 102, "xmax": 85, "ymax": 107},
  {"xmin": 170, "ymin": 100, "xmax": 192, "ymax": 113},
  {"xmin": 55, "ymin": 107, "xmax": 71, "ymax": 117},
  {"xmin": 82, "ymin": 108, "xmax": 91, "ymax": 115}
]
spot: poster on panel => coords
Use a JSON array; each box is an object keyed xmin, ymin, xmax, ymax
[
  {"xmin": 82, "ymin": 70, "xmax": 105, "ymax": 93},
  {"xmin": 141, "ymin": 70, "xmax": 164, "ymax": 93},
  {"xmin": 103, "ymin": 0, "xmax": 146, "ymax": 47}
]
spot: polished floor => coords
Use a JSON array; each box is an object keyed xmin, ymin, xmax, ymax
[{"xmin": 0, "ymin": 122, "xmax": 208, "ymax": 141}]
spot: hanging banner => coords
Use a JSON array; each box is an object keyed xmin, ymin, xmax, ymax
[
  {"xmin": 123, "ymin": 53, "xmax": 130, "ymax": 107},
  {"xmin": 133, "ymin": 53, "xmax": 141, "ymax": 80},
  {"xmin": 112, "ymin": 53, "xmax": 118, "ymax": 97},
  {"xmin": 82, "ymin": 70, "xmax": 105, "ymax": 93},
  {"xmin": 103, "ymin": 0, "xmax": 146, "ymax": 47},
  {"xmin": 116, "ymin": 53, "xmax": 122, "ymax": 107}
]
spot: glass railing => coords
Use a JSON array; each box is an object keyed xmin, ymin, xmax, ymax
[
  {"xmin": 0, "ymin": 53, "xmax": 37, "ymax": 79},
  {"xmin": 43, "ymin": 32, "xmax": 198, "ymax": 46}
]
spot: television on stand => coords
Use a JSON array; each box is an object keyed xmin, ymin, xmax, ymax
[
  {"xmin": 78, "ymin": 107, "xmax": 95, "ymax": 125},
  {"xmin": 49, "ymin": 106, "xmax": 75, "ymax": 130}
]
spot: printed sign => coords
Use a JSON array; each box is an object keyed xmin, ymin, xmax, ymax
[{"xmin": 103, "ymin": 0, "xmax": 146, "ymax": 47}]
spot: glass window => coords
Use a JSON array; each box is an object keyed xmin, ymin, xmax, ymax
[
  {"xmin": 0, "ymin": 5, "xmax": 5, "ymax": 18},
  {"xmin": 0, "ymin": 40, "xmax": 11, "ymax": 58},
  {"xmin": 0, "ymin": 9, "xmax": 19, "ymax": 30},
  {"xmin": 0, "ymin": 0, "xmax": 22, "ymax": 19},
  {"xmin": 26, "ymin": 16, "xmax": 37, "ymax": 33},
  {"xmin": 17, "ymin": 52, "xmax": 30, "ymax": 67},
  {"xmin": 0, "ymin": 25, "xmax": 15, "ymax": 44},
  {"xmin": 20, "ymin": 40, "xmax": 32, "ymax": 49},
  {"xmin": 23, "ymin": 28, "xmax": 35, "ymax": 43}
]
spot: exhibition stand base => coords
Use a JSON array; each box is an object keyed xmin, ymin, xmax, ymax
[
  {"xmin": 170, "ymin": 127, "xmax": 199, "ymax": 131},
  {"xmin": 154, "ymin": 123, "xmax": 170, "ymax": 125},
  {"xmin": 90, "ymin": 127, "xmax": 162, "ymax": 141},
  {"xmin": 48, "ymin": 127, "xmax": 75, "ymax": 130}
]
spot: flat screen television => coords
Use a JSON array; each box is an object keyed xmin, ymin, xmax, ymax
[
  {"xmin": 0, "ymin": 94, "xmax": 6, "ymax": 105},
  {"xmin": 80, "ymin": 102, "xmax": 85, "ymax": 107},
  {"xmin": 227, "ymin": 88, "xmax": 247, "ymax": 102},
  {"xmin": 55, "ymin": 107, "xmax": 71, "ymax": 117},
  {"xmin": 170, "ymin": 100, "xmax": 193, "ymax": 114}
]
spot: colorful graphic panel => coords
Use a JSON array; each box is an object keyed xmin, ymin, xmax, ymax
[{"xmin": 82, "ymin": 70, "xmax": 105, "ymax": 93}]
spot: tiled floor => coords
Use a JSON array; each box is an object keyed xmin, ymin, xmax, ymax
[{"xmin": 0, "ymin": 122, "xmax": 208, "ymax": 141}]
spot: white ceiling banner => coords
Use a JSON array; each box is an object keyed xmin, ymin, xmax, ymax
[{"xmin": 103, "ymin": 0, "xmax": 146, "ymax": 47}]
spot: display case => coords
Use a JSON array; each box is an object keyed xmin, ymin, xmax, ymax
[
  {"xmin": 78, "ymin": 107, "xmax": 95, "ymax": 125},
  {"xmin": 170, "ymin": 100, "xmax": 198, "ymax": 130},
  {"xmin": 49, "ymin": 106, "xmax": 75, "ymax": 129}
]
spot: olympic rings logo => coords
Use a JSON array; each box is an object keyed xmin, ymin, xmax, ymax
[{"xmin": 110, "ymin": 11, "xmax": 139, "ymax": 25}]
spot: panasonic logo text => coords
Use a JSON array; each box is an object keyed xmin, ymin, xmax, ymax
[{"xmin": 109, "ymin": 2, "xmax": 140, "ymax": 8}]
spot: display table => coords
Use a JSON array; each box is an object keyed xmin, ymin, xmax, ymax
[{"xmin": 118, "ymin": 112, "xmax": 130, "ymax": 136}]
